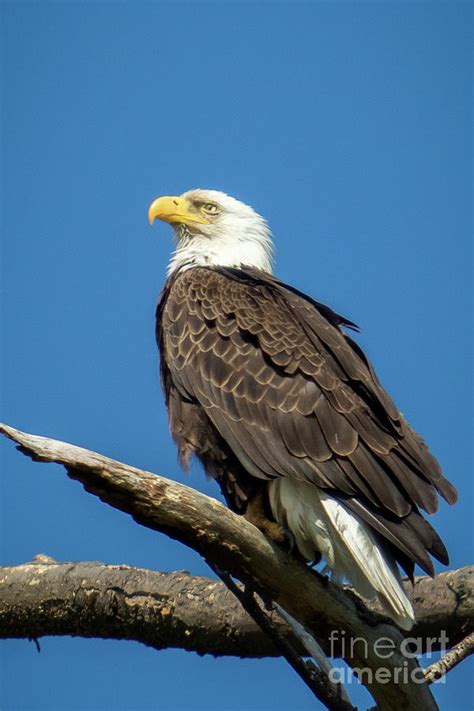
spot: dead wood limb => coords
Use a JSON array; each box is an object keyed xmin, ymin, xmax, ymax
[
  {"xmin": 0, "ymin": 556, "xmax": 295, "ymax": 657},
  {"xmin": 208, "ymin": 564, "xmax": 357, "ymax": 711},
  {"xmin": 0, "ymin": 558, "xmax": 471, "ymax": 658},
  {"xmin": 0, "ymin": 423, "xmax": 449, "ymax": 711},
  {"xmin": 424, "ymin": 632, "xmax": 474, "ymax": 685}
]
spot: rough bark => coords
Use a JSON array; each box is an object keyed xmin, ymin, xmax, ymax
[
  {"xmin": 0, "ymin": 556, "xmax": 288, "ymax": 658},
  {"xmin": 0, "ymin": 423, "xmax": 461, "ymax": 711},
  {"xmin": 1, "ymin": 558, "xmax": 471, "ymax": 658},
  {"xmin": 424, "ymin": 632, "xmax": 474, "ymax": 684}
]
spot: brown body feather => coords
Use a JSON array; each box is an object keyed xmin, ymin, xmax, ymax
[{"xmin": 156, "ymin": 266, "xmax": 457, "ymax": 579}]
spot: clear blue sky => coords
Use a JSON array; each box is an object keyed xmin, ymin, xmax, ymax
[{"xmin": 1, "ymin": 2, "xmax": 472, "ymax": 710}]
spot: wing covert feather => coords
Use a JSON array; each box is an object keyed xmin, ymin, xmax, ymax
[{"xmin": 157, "ymin": 267, "xmax": 456, "ymax": 574}]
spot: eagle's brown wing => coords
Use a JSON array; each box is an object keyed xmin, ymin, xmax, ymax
[{"xmin": 157, "ymin": 266, "xmax": 457, "ymax": 576}]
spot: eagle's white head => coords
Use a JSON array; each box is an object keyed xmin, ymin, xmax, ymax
[{"xmin": 148, "ymin": 189, "xmax": 274, "ymax": 277}]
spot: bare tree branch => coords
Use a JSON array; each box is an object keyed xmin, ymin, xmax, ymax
[
  {"xmin": 0, "ymin": 556, "xmax": 283, "ymax": 657},
  {"xmin": 0, "ymin": 423, "xmax": 451, "ymax": 710},
  {"xmin": 208, "ymin": 563, "xmax": 357, "ymax": 711},
  {"xmin": 424, "ymin": 633, "xmax": 474, "ymax": 685},
  {"xmin": 1, "ymin": 558, "xmax": 471, "ymax": 658}
]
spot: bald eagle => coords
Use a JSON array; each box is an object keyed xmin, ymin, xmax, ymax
[{"xmin": 149, "ymin": 189, "xmax": 457, "ymax": 630}]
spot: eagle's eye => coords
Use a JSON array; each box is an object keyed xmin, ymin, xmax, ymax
[{"xmin": 201, "ymin": 203, "xmax": 219, "ymax": 215}]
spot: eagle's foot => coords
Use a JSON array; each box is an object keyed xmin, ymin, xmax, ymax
[{"xmin": 244, "ymin": 490, "xmax": 293, "ymax": 550}]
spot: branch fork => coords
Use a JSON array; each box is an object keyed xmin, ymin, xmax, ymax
[{"xmin": 2, "ymin": 424, "xmax": 472, "ymax": 711}]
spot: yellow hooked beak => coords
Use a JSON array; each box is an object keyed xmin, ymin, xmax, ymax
[{"xmin": 148, "ymin": 196, "xmax": 211, "ymax": 227}]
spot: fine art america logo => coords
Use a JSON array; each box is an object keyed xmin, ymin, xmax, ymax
[{"xmin": 327, "ymin": 630, "xmax": 449, "ymax": 685}]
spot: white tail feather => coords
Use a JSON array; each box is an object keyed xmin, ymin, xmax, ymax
[{"xmin": 268, "ymin": 479, "xmax": 415, "ymax": 630}]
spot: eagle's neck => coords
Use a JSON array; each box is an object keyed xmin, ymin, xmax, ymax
[{"xmin": 167, "ymin": 224, "xmax": 274, "ymax": 277}]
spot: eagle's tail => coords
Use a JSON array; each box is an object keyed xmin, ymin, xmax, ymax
[{"xmin": 268, "ymin": 478, "xmax": 415, "ymax": 631}]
